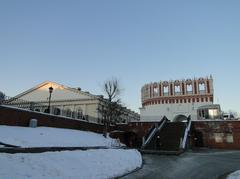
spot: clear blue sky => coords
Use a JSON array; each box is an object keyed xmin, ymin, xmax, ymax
[{"xmin": 1, "ymin": 0, "xmax": 240, "ymax": 114}]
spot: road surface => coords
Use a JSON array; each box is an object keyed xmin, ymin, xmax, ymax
[{"xmin": 122, "ymin": 150, "xmax": 240, "ymax": 179}]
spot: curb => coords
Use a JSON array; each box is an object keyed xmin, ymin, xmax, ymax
[
  {"xmin": 0, "ymin": 146, "xmax": 127, "ymax": 154},
  {"xmin": 140, "ymin": 149, "xmax": 184, "ymax": 155},
  {"xmin": 115, "ymin": 158, "xmax": 143, "ymax": 178}
]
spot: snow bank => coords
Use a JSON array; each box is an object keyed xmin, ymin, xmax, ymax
[
  {"xmin": 0, "ymin": 125, "xmax": 118, "ymax": 147},
  {"xmin": 0, "ymin": 149, "xmax": 142, "ymax": 179},
  {"xmin": 227, "ymin": 170, "xmax": 240, "ymax": 179}
]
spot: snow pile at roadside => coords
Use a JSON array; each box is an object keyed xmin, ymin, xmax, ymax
[
  {"xmin": 0, "ymin": 149, "xmax": 142, "ymax": 179},
  {"xmin": 227, "ymin": 170, "xmax": 240, "ymax": 179},
  {"xmin": 0, "ymin": 125, "xmax": 120, "ymax": 147}
]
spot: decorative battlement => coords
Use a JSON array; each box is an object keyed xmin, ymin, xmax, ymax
[{"xmin": 141, "ymin": 76, "xmax": 214, "ymax": 106}]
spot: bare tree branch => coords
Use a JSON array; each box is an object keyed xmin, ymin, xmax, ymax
[{"xmin": 99, "ymin": 77, "xmax": 124, "ymax": 137}]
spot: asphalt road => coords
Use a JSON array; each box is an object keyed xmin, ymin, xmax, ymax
[{"xmin": 122, "ymin": 150, "xmax": 240, "ymax": 179}]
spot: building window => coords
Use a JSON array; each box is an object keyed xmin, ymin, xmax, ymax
[
  {"xmin": 206, "ymin": 97, "xmax": 208, "ymax": 102},
  {"xmin": 192, "ymin": 98, "xmax": 195, "ymax": 102},
  {"xmin": 176, "ymin": 99, "xmax": 179, "ymax": 103},
  {"xmin": 153, "ymin": 84, "xmax": 159, "ymax": 97},
  {"xmin": 199, "ymin": 83, "xmax": 205, "ymax": 94},
  {"xmin": 187, "ymin": 84, "xmax": 193, "ymax": 94},
  {"xmin": 35, "ymin": 108, "xmax": 40, "ymax": 112},
  {"xmin": 188, "ymin": 98, "xmax": 191, "ymax": 103},
  {"xmin": 163, "ymin": 86, "xmax": 169, "ymax": 96},
  {"xmin": 53, "ymin": 108, "xmax": 61, "ymax": 115},
  {"xmin": 214, "ymin": 133, "xmax": 224, "ymax": 143},
  {"xmin": 180, "ymin": 99, "xmax": 182, "ymax": 103},
  {"xmin": 184, "ymin": 99, "xmax": 186, "ymax": 103},
  {"xmin": 44, "ymin": 108, "xmax": 49, "ymax": 113},
  {"xmin": 65, "ymin": 108, "xmax": 72, "ymax": 118},
  {"xmin": 202, "ymin": 110, "xmax": 205, "ymax": 117},
  {"xmin": 201, "ymin": 98, "xmax": 204, "ymax": 102},
  {"xmin": 174, "ymin": 85, "xmax": 180, "ymax": 95},
  {"xmin": 226, "ymin": 134, "xmax": 234, "ymax": 143},
  {"xmin": 197, "ymin": 98, "xmax": 199, "ymax": 102}
]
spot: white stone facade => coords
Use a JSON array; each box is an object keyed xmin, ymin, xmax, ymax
[
  {"xmin": 140, "ymin": 76, "xmax": 214, "ymax": 121},
  {"xmin": 13, "ymin": 81, "xmax": 140, "ymax": 124}
]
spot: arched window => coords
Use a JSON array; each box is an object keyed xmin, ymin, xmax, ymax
[
  {"xmin": 153, "ymin": 83, "xmax": 159, "ymax": 97},
  {"xmin": 163, "ymin": 81, "xmax": 169, "ymax": 96},
  {"xmin": 199, "ymin": 83, "xmax": 205, "ymax": 94},
  {"xmin": 76, "ymin": 108, "xmax": 83, "ymax": 119},
  {"xmin": 186, "ymin": 79, "xmax": 193, "ymax": 94},
  {"xmin": 187, "ymin": 84, "xmax": 193, "ymax": 94},
  {"xmin": 174, "ymin": 80, "xmax": 181, "ymax": 95},
  {"xmin": 53, "ymin": 108, "xmax": 61, "ymax": 115},
  {"xmin": 174, "ymin": 85, "xmax": 180, "ymax": 94},
  {"xmin": 163, "ymin": 86, "xmax": 169, "ymax": 96},
  {"xmin": 44, "ymin": 108, "xmax": 49, "ymax": 113},
  {"xmin": 35, "ymin": 108, "xmax": 40, "ymax": 112},
  {"xmin": 65, "ymin": 108, "xmax": 72, "ymax": 118}
]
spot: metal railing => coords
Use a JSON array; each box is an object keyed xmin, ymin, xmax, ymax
[
  {"xmin": 180, "ymin": 116, "xmax": 192, "ymax": 150},
  {"xmin": 141, "ymin": 116, "xmax": 168, "ymax": 149}
]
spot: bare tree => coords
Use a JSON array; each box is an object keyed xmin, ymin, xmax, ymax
[
  {"xmin": 99, "ymin": 78, "xmax": 124, "ymax": 137},
  {"xmin": 0, "ymin": 91, "xmax": 6, "ymax": 104}
]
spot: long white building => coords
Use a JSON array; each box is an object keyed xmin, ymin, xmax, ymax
[
  {"xmin": 6, "ymin": 81, "xmax": 140, "ymax": 124},
  {"xmin": 140, "ymin": 76, "xmax": 215, "ymax": 121}
]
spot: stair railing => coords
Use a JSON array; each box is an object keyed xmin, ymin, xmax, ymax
[
  {"xmin": 180, "ymin": 115, "xmax": 192, "ymax": 150},
  {"xmin": 141, "ymin": 116, "xmax": 168, "ymax": 149}
]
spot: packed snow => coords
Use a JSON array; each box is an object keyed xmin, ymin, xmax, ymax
[
  {"xmin": 0, "ymin": 125, "xmax": 120, "ymax": 147},
  {"xmin": 0, "ymin": 125, "xmax": 142, "ymax": 178},
  {"xmin": 0, "ymin": 149, "xmax": 142, "ymax": 179},
  {"xmin": 227, "ymin": 170, "xmax": 240, "ymax": 179}
]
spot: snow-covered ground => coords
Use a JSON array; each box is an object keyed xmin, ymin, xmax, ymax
[
  {"xmin": 0, "ymin": 149, "xmax": 142, "ymax": 179},
  {"xmin": 227, "ymin": 170, "xmax": 240, "ymax": 179},
  {"xmin": 0, "ymin": 125, "xmax": 142, "ymax": 178},
  {"xmin": 0, "ymin": 125, "xmax": 119, "ymax": 147}
]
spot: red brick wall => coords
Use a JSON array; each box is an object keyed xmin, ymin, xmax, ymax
[
  {"xmin": 191, "ymin": 121, "xmax": 240, "ymax": 149},
  {"xmin": 117, "ymin": 120, "xmax": 240, "ymax": 149},
  {"xmin": 0, "ymin": 105, "xmax": 110, "ymax": 133},
  {"xmin": 117, "ymin": 122, "xmax": 155, "ymax": 138},
  {"xmin": 2, "ymin": 105, "xmax": 240, "ymax": 149}
]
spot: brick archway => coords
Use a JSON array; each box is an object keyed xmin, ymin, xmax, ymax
[{"xmin": 173, "ymin": 114, "xmax": 188, "ymax": 122}]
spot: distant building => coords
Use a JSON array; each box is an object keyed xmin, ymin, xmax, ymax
[
  {"xmin": 140, "ymin": 76, "xmax": 216, "ymax": 121},
  {"xmin": 7, "ymin": 81, "xmax": 139, "ymax": 124}
]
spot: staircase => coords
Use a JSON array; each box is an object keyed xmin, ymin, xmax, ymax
[
  {"xmin": 141, "ymin": 116, "xmax": 168, "ymax": 149},
  {"xmin": 143, "ymin": 117, "xmax": 191, "ymax": 152}
]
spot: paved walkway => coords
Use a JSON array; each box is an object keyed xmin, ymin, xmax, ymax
[{"xmin": 122, "ymin": 150, "xmax": 240, "ymax": 179}]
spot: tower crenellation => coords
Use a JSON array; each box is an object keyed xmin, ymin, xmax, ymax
[{"xmin": 140, "ymin": 76, "xmax": 214, "ymax": 121}]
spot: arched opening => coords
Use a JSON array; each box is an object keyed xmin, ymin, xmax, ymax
[
  {"xmin": 198, "ymin": 83, "xmax": 205, "ymax": 94},
  {"xmin": 53, "ymin": 108, "xmax": 61, "ymax": 115},
  {"xmin": 35, "ymin": 108, "xmax": 40, "ymax": 112},
  {"xmin": 187, "ymin": 84, "xmax": 193, "ymax": 94},
  {"xmin": 173, "ymin": 114, "xmax": 188, "ymax": 122},
  {"xmin": 163, "ymin": 86, "xmax": 169, "ymax": 96},
  {"xmin": 64, "ymin": 108, "xmax": 72, "ymax": 118},
  {"xmin": 76, "ymin": 107, "xmax": 83, "ymax": 119},
  {"xmin": 174, "ymin": 85, "xmax": 180, "ymax": 95}
]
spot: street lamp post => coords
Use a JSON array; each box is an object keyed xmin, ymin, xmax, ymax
[{"xmin": 48, "ymin": 86, "xmax": 53, "ymax": 113}]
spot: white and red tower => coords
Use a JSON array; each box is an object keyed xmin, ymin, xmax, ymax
[{"xmin": 140, "ymin": 76, "xmax": 214, "ymax": 121}]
